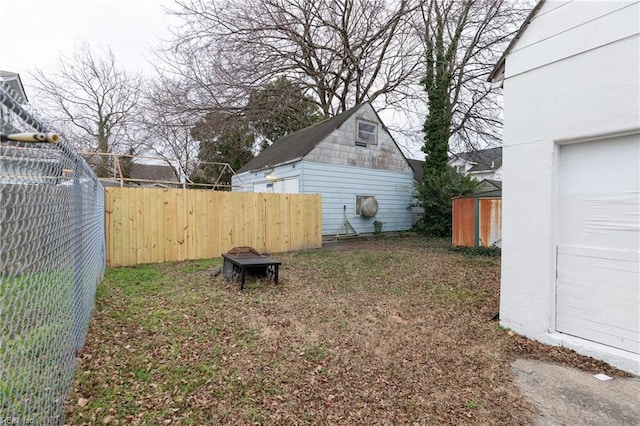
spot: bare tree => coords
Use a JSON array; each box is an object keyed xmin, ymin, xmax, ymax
[
  {"xmin": 32, "ymin": 43, "xmax": 142, "ymax": 176},
  {"xmin": 419, "ymin": 0, "xmax": 531, "ymax": 153},
  {"xmin": 165, "ymin": 0, "xmax": 423, "ymax": 117},
  {"xmin": 416, "ymin": 0, "xmax": 531, "ymax": 236},
  {"xmin": 138, "ymin": 75, "xmax": 200, "ymax": 184}
]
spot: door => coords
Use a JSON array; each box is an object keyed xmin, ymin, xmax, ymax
[
  {"xmin": 556, "ymin": 134, "xmax": 639, "ymax": 354},
  {"xmin": 274, "ymin": 178, "xmax": 299, "ymax": 194}
]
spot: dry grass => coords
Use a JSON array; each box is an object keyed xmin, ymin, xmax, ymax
[{"xmin": 65, "ymin": 236, "xmax": 627, "ymax": 425}]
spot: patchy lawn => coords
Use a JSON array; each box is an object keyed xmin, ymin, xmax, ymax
[{"xmin": 65, "ymin": 236, "xmax": 626, "ymax": 425}]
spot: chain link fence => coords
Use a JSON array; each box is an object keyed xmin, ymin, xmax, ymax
[{"xmin": 0, "ymin": 81, "xmax": 105, "ymax": 424}]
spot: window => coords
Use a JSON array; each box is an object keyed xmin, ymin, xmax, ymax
[{"xmin": 356, "ymin": 119, "xmax": 377, "ymax": 146}]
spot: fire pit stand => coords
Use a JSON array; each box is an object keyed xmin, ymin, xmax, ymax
[{"xmin": 222, "ymin": 247, "xmax": 281, "ymax": 290}]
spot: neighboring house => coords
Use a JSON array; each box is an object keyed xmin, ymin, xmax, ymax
[
  {"xmin": 0, "ymin": 70, "xmax": 28, "ymax": 133},
  {"xmin": 0, "ymin": 71, "xmax": 62, "ymax": 185},
  {"xmin": 490, "ymin": 0, "xmax": 639, "ymax": 373},
  {"xmin": 232, "ymin": 102, "xmax": 414, "ymax": 236},
  {"xmin": 448, "ymin": 146, "xmax": 502, "ymax": 181},
  {"xmin": 129, "ymin": 163, "xmax": 178, "ymax": 187},
  {"xmin": 100, "ymin": 162, "xmax": 179, "ymax": 188}
]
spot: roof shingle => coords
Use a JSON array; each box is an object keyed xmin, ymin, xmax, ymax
[{"xmin": 237, "ymin": 104, "xmax": 364, "ymax": 173}]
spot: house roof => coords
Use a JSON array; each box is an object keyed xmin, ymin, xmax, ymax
[
  {"xmin": 406, "ymin": 158, "xmax": 424, "ymax": 183},
  {"xmin": 481, "ymin": 179, "xmax": 502, "ymax": 190},
  {"xmin": 451, "ymin": 147, "xmax": 502, "ymax": 173},
  {"xmin": 488, "ymin": 0, "xmax": 546, "ymax": 82},
  {"xmin": 474, "ymin": 179, "xmax": 503, "ymax": 193},
  {"xmin": 237, "ymin": 103, "xmax": 366, "ymax": 173},
  {"xmin": 130, "ymin": 163, "xmax": 177, "ymax": 182}
]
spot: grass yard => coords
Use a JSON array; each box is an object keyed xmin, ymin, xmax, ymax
[{"xmin": 64, "ymin": 236, "xmax": 626, "ymax": 425}]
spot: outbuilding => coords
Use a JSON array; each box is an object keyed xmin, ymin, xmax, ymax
[
  {"xmin": 490, "ymin": 0, "xmax": 639, "ymax": 373},
  {"xmin": 232, "ymin": 102, "xmax": 414, "ymax": 236}
]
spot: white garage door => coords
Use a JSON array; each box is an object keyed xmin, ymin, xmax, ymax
[{"xmin": 556, "ymin": 134, "xmax": 640, "ymax": 354}]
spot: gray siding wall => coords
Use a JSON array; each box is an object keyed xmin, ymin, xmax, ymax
[
  {"xmin": 304, "ymin": 103, "xmax": 412, "ymax": 173},
  {"xmin": 301, "ymin": 161, "xmax": 413, "ymax": 235}
]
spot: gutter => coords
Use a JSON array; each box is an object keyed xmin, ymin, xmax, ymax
[{"xmin": 239, "ymin": 156, "xmax": 304, "ymax": 175}]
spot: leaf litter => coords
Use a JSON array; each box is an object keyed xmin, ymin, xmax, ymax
[{"xmin": 65, "ymin": 236, "xmax": 629, "ymax": 425}]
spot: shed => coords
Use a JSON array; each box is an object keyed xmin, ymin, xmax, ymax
[
  {"xmin": 490, "ymin": 0, "xmax": 639, "ymax": 373},
  {"xmin": 232, "ymin": 102, "xmax": 414, "ymax": 236},
  {"xmin": 452, "ymin": 188, "xmax": 502, "ymax": 248}
]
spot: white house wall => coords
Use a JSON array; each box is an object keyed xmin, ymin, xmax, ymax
[
  {"xmin": 301, "ymin": 161, "xmax": 413, "ymax": 236},
  {"xmin": 500, "ymin": 0, "xmax": 640, "ymax": 373}
]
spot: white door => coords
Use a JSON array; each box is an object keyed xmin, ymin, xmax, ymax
[
  {"xmin": 556, "ymin": 134, "xmax": 640, "ymax": 354},
  {"xmin": 253, "ymin": 182, "xmax": 272, "ymax": 192},
  {"xmin": 274, "ymin": 178, "xmax": 299, "ymax": 194}
]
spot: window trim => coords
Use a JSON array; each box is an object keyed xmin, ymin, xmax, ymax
[{"xmin": 356, "ymin": 119, "xmax": 378, "ymax": 146}]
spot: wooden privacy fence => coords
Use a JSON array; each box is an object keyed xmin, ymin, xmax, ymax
[{"xmin": 105, "ymin": 187, "xmax": 322, "ymax": 267}]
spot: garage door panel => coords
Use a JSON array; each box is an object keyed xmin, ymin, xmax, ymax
[
  {"xmin": 556, "ymin": 306, "xmax": 639, "ymax": 338},
  {"xmin": 556, "ymin": 320, "xmax": 640, "ymax": 354},
  {"xmin": 556, "ymin": 247, "xmax": 639, "ymax": 353},
  {"xmin": 557, "ymin": 284, "xmax": 639, "ymax": 322},
  {"xmin": 558, "ymin": 193, "xmax": 640, "ymax": 250},
  {"xmin": 558, "ymin": 244, "xmax": 640, "ymax": 264}
]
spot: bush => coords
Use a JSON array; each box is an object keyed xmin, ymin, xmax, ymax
[
  {"xmin": 449, "ymin": 245, "xmax": 502, "ymax": 257},
  {"xmin": 415, "ymin": 166, "xmax": 476, "ymax": 237},
  {"xmin": 373, "ymin": 220, "xmax": 383, "ymax": 234}
]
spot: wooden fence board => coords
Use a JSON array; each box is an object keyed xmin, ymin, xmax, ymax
[{"xmin": 104, "ymin": 187, "xmax": 322, "ymax": 266}]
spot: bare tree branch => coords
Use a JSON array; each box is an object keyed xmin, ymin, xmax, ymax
[
  {"xmin": 32, "ymin": 43, "xmax": 142, "ymax": 161},
  {"xmin": 163, "ymin": 0, "xmax": 423, "ymax": 117}
]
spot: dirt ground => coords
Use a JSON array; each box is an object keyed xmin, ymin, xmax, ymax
[{"xmin": 65, "ymin": 236, "xmax": 633, "ymax": 425}]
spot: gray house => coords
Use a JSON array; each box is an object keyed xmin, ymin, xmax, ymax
[
  {"xmin": 1, "ymin": 71, "xmax": 28, "ymax": 133},
  {"xmin": 232, "ymin": 102, "xmax": 414, "ymax": 236}
]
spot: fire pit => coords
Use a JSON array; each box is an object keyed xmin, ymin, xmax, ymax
[{"xmin": 222, "ymin": 247, "xmax": 281, "ymax": 290}]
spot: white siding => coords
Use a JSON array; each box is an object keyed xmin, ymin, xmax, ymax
[
  {"xmin": 233, "ymin": 162, "xmax": 302, "ymax": 193},
  {"xmin": 499, "ymin": 0, "xmax": 640, "ymax": 373},
  {"xmin": 301, "ymin": 161, "xmax": 414, "ymax": 236},
  {"xmin": 506, "ymin": 2, "xmax": 639, "ymax": 79}
]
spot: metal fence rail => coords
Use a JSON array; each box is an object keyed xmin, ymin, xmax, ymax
[{"xmin": 0, "ymin": 82, "xmax": 106, "ymax": 424}]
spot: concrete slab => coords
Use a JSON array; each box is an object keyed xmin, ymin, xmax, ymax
[{"xmin": 512, "ymin": 359, "xmax": 640, "ymax": 426}]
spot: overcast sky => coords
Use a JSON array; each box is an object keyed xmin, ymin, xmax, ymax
[
  {"xmin": 0, "ymin": 0, "xmax": 426, "ymax": 158},
  {"xmin": 0, "ymin": 0, "xmax": 176, "ymax": 91}
]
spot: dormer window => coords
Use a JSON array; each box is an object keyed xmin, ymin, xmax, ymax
[{"xmin": 356, "ymin": 119, "xmax": 377, "ymax": 147}]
